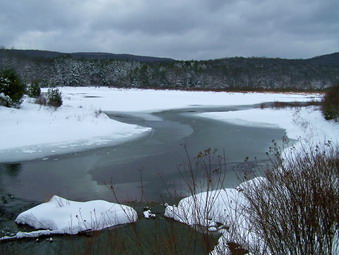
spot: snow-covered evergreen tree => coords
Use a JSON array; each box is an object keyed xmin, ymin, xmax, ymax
[
  {"xmin": 46, "ymin": 88, "xmax": 62, "ymax": 108},
  {"xmin": 0, "ymin": 68, "xmax": 25, "ymax": 107}
]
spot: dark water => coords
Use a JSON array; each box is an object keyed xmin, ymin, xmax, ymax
[
  {"xmin": 0, "ymin": 105, "xmax": 286, "ymax": 254},
  {"xmin": 0, "ymin": 106, "xmax": 285, "ymax": 203}
]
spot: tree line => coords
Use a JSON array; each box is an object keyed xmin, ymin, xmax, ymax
[{"xmin": 0, "ymin": 49, "xmax": 338, "ymax": 91}]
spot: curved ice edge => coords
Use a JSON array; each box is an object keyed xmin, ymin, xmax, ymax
[{"xmin": 0, "ymin": 127, "xmax": 152, "ymax": 163}]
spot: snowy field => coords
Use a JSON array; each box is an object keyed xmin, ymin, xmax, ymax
[
  {"xmin": 0, "ymin": 86, "xmax": 323, "ymax": 162},
  {"xmin": 56, "ymin": 86, "xmax": 315, "ymax": 112}
]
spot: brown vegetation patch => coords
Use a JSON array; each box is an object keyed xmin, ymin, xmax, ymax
[{"xmin": 259, "ymin": 100, "xmax": 321, "ymax": 109}]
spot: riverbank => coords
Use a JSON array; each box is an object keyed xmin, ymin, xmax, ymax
[
  {"xmin": 198, "ymin": 106, "xmax": 339, "ymax": 150},
  {"xmin": 0, "ymin": 97, "xmax": 151, "ymax": 162}
]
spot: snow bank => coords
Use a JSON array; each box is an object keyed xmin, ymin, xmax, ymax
[
  {"xmin": 198, "ymin": 106, "xmax": 339, "ymax": 164},
  {"xmin": 165, "ymin": 189, "xmax": 244, "ymax": 228},
  {"xmin": 198, "ymin": 107, "xmax": 338, "ymax": 144},
  {"xmin": 0, "ymin": 97, "xmax": 151, "ymax": 162},
  {"xmin": 0, "ymin": 195, "xmax": 137, "ymax": 240},
  {"xmin": 165, "ymin": 177, "xmax": 266, "ymax": 255}
]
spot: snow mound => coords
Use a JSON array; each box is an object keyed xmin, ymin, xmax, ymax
[
  {"xmin": 165, "ymin": 189, "xmax": 244, "ymax": 228},
  {"xmin": 14, "ymin": 195, "xmax": 137, "ymax": 237},
  {"xmin": 164, "ymin": 178, "xmax": 269, "ymax": 255},
  {"xmin": 164, "ymin": 177, "xmax": 265, "ymax": 228}
]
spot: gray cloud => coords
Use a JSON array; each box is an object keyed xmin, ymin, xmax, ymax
[{"xmin": 0, "ymin": 0, "xmax": 338, "ymax": 60}]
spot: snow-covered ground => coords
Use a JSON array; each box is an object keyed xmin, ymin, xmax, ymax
[
  {"xmin": 57, "ymin": 86, "xmax": 316, "ymax": 112},
  {"xmin": 0, "ymin": 195, "xmax": 137, "ymax": 240},
  {"xmin": 0, "ymin": 87, "xmax": 321, "ymax": 162},
  {"xmin": 0, "ymin": 97, "xmax": 151, "ymax": 162}
]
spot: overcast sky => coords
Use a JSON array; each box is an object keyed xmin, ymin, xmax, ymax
[{"xmin": 0, "ymin": 0, "xmax": 338, "ymax": 60}]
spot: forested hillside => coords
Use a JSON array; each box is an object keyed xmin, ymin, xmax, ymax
[{"xmin": 0, "ymin": 49, "xmax": 338, "ymax": 91}]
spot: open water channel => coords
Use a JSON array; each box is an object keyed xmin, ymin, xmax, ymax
[{"xmin": 0, "ymin": 105, "xmax": 286, "ymax": 254}]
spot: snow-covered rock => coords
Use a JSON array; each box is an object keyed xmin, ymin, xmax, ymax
[
  {"xmin": 165, "ymin": 188, "xmax": 246, "ymax": 228},
  {"xmin": 12, "ymin": 195, "xmax": 137, "ymax": 238},
  {"xmin": 143, "ymin": 210, "xmax": 156, "ymax": 219}
]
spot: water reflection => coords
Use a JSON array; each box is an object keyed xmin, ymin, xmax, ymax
[{"xmin": 3, "ymin": 163, "xmax": 22, "ymax": 177}]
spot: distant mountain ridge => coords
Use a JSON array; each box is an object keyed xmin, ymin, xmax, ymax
[
  {"xmin": 0, "ymin": 49, "xmax": 338, "ymax": 91},
  {"xmin": 306, "ymin": 52, "xmax": 339, "ymax": 67},
  {"xmin": 2, "ymin": 49, "xmax": 174, "ymax": 63}
]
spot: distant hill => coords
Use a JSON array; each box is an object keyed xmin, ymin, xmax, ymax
[
  {"xmin": 0, "ymin": 49, "xmax": 338, "ymax": 91},
  {"xmin": 2, "ymin": 49, "xmax": 174, "ymax": 63},
  {"xmin": 71, "ymin": 52, "xmax": 174, "ymax": 63},
  {"xmin": 306, "ymin": 52, "xmax": 339, "ymax": 67}
]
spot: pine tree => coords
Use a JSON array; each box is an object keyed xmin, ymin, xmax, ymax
[
  {"xmin": 46, "ymin": 88, "xmax": 62, "ymax": 107},
  {"xmin": 27, "ymin": 80, "xmax": 41, "ymax": 98},
  {"xmin": 0, "ymin": 68, "xmax": 25, "ymax": 107}
]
